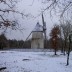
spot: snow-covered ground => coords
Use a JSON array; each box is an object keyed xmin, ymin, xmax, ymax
[{"xmin": 0, "ymin": 50, "xmax": 72, "ymax": 72}]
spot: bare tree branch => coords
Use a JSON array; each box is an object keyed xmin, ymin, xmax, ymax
[
  {"xmin": 0, "ymin": 0, "xmax": 28, "ymax": 33},
  {"xmin": 60, "ymin": 1, "xmax": 72, "ymax": 17}
]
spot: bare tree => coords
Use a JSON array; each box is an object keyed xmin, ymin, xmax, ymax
[
  {"xmin": 41, "ymin": 0, "xmax": 72, "ymax": 18},
  {"xmin": 60, "ymin": 20, "xmax": 72, "ymax": 55},
  {"xmin": 30, "ymin": 0, "xmax": 71, "ymax": 20}
]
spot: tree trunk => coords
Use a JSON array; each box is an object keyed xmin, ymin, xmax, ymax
[
  {"xmin": 64, "ymin": 39, "xmax": 67, "ymax": 55},
  {"xmin": 66, "ymin": 36, "xmax": 71, "ymax": 66},
  {"xmin": 55, "ymin": 47, "xmax": 57, "ymax": 55}
]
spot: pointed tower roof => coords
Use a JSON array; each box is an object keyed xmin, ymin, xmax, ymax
[{"xmin": 33, "ymin": 22, "xmax": 43, "ymax": 32}]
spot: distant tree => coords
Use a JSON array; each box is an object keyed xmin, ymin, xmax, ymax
[
  {"xmin": 8, "ymin": 39, "xmax": 19, "ymax": 48},
  {"xmin": 24, "ymin": 39, "xmax": 31, "ymax": 48},
  {"xmin": 50, "ymin": 25, "xmax": 60, "ymax": 55},
  {"xmin": 0, "ymin": 34, "xmax": 8, "ymax": 49},
  {"xmin": 8, "ymin": 39, "xmax": 31, "ymax": 48},
  {"xmin": 18, "ymin": 40, "xmax": 24, "ymax": 48}
]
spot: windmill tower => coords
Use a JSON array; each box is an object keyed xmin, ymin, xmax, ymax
[
  {"xmin": 25, "ymin": 13, "xmax": 46, "ymax": 49},
  {"xmin": 31, "ymin": 22, "xmax": 44, "ymax": 48}
]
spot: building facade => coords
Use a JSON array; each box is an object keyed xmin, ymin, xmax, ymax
[{"xmin": 31, "ymin": 22, "xmax": 44, "ymax": 48}]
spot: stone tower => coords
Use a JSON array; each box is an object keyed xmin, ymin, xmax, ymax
[{"xmin": 31, "ymin": 22, "xmax": 44, "ymax": 48}]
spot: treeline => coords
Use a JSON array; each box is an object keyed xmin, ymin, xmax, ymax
[
  {"xmin": 0, "ymin": 33, "xmax": 67, "ymax": 50},
  {"xmin": 8, "ymin": 40, "xmax": 31, "ymax": 48},
  {"xmin": 0, "ymin": 34, "xmax": 71, "ymax": 52},
  {"xmin": 0, "ymin": 34, "xmax": 31, "ymax": 49},
  {"xmin": 0, "ymin": 33, "xmax": 61, "ymax": 49}
]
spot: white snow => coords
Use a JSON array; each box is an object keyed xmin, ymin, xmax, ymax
[{"xmin": 0, "ymin": 50, "xmax": 72, "ymax": 72}]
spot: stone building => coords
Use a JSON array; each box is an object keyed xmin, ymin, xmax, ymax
[{"xmin": 31, "ymin": 22, "xmax": 44, "ymax": 48}]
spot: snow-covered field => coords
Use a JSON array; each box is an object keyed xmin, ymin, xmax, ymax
[{"xmin": 0, "ymin": 50, "xmax": 72, "ymax": 72}]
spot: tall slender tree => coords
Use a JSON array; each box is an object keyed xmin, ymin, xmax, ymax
[{"xmin": 60, "ymin": 20, "xmax": 72, "ymax": 55}]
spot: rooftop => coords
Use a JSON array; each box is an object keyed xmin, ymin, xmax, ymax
[{"xmin": 33, "ymin": 22, "xmax": 43, "ymax": 32}]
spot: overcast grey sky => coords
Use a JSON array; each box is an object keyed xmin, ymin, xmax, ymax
[{"xmin": 5, "ymin": 0, "xmax": 60, "ymax": 40}]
